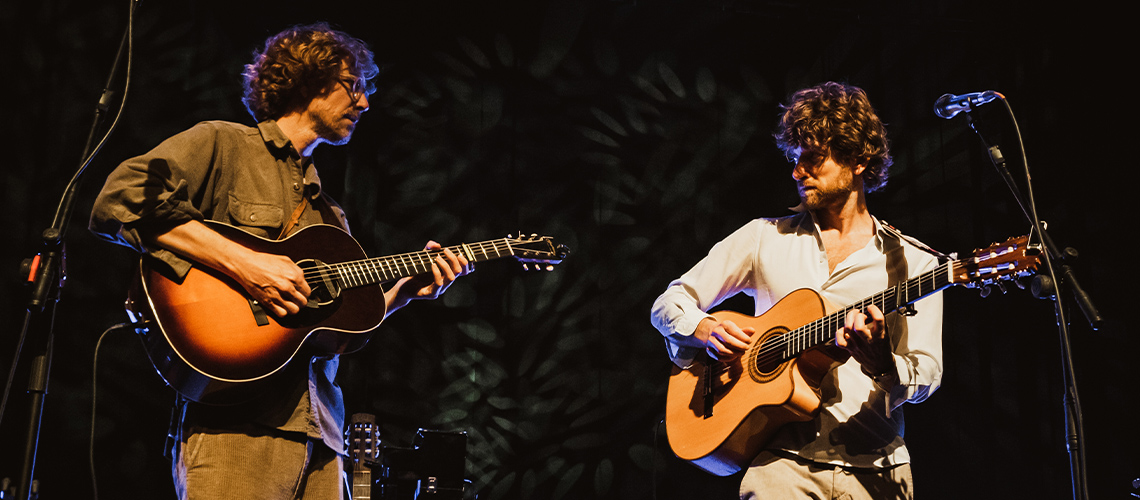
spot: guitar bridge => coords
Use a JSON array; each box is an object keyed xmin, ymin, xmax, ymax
[
  {"xmin": 249, "ymin": 299, "xmax": 270, "ymax": 326},
  {"xmin": 702, "ymin": 363, "xmax": 714, "ymax": 417}
]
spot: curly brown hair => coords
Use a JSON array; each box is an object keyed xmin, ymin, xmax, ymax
[
  {"xmin": 774, "ymin": 82, "xmax": 892, "ymax": 193},
  {"xmin": 242, "ymin": 23, "xmax": 379, "ymax": 121}
]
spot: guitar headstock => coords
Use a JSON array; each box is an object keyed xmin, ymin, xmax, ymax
[
  {"xmin": 344, "ymin": 413, "xmax": 380, "ymax": 472},
  {"xmin": 951, "ymin": 235, "xmax": 1041, "ymax": 291},
  {"xmin": 507, "ymin": 233, "xmax": 569, "ymax": 271}
]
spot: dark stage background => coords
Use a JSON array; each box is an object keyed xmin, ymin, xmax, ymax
[{"xmin": 2, "ymin": 1, "xmax": 1134, "ymax": 499}]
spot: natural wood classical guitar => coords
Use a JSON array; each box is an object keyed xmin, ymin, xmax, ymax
[
  {"xmin": 665, "ymin": 235, "xmax": 1039, "ymax": 476},
  {"xmin": 127, "ymin": 220, "xmax": 567, "ymax": 405},
  {"xmin": 345, "ymin": 413, "xmax": 381, "ymax": 500}
]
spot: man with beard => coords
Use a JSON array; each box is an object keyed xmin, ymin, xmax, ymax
[
  {"xmin": 90, "ymin": 23, "xmax": 470, "ymax": 499},
  {"xmin": 650, "ymin": 82, "xmax": 944, "ymax": 499}
]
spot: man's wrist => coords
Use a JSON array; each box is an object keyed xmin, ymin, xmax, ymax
[{"xmin": 861, "ymin": 364, "xmax": 898, "ymax": 386}]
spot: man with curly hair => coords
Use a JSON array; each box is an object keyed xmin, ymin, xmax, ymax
[
  {"xmin": 651, "ymin": 82, "xmax": 944, "ymax": 499},
  {"xmin": 90, "ymin": 23, "xmax": 470, "ymax": 499}
]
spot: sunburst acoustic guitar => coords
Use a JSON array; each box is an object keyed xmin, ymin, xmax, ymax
[{"xmin": 126, "ymin": 220, "xmax": 567, "ymax": 405}]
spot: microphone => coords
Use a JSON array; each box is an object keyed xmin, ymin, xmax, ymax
[{"xmin": 933, "ymin": 91, "xmax": 999, "ymax": 119}]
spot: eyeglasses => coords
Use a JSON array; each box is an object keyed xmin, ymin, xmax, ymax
[
  {"xmin": 788, "ymin": 149, "xmax": 825, "ymax": 168},
  {"xmin": 338, "ymin": 78, "xmax": 368, "ymax": 102}
]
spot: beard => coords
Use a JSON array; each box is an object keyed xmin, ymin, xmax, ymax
[
  {"xmin": 311, "ymin": 109, "xmax": 356, "ymax": 146},
  {"xmin": 798, "ymin": 172, "xmax": 855, "ymax": 210}
]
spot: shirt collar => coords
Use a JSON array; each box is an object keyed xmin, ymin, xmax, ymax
[
  {"xmin": 799, "ymin": 210, "xmax": 891, "ymax": 252},
  {"xmin": 257, "ymin": 120, "xmax": 324, "ymax": 198},
  {"xmin": 257, "ymin": 120, "xmax": 293, "ymax": 152}
]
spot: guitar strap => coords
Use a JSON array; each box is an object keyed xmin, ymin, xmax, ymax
[
  {"xmin": 880, "ymin": 219, "xmax": 953, "ymax": 262},
  {"xmin": 882, "ymin": 230, "xmax": 907, "ymax": 309},
  {"xmin": 278, "ymin": 188, "xmax": 348, "ymax": 240},
  {"xmin": 277, "ymin": 197, "xmax": 311, "ymax": 240},
  {"xmin": 878, "ymin": 232, "xmax": 907, "ymax": 419}
]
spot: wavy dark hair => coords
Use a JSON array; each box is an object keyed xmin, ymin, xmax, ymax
[
  {"xmin": 774, "ymin": 82, "xmax": 892, "ymax": 193},
  {"xmin": 242, "ymin": 23, "xmax": 379, "ymax": 121}
]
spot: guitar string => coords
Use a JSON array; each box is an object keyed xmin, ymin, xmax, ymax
[
  {"xmin": 755, "ymin": 268, "xmax": 945, "ymax": 367},
  {"xmin": 737, "ymin": 266, "xmax": 951, "ymax": 373},
  {"xmin": 297, "ymin": 239, "xmax": 524, "ymax": 284},
  {"xmin": 718, "ymin": 246, "xmax": 1023, "ymax": 375},
  {"xmin": 744, "ymin": 255, "xmax": 986, "ymax": 371},
  {"xmin": 300, "ymin": 240, "xmax": 515, "ymax": 274}
]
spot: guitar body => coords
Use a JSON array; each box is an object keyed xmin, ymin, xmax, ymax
[
  {"xmin": 664, "ymin": 288, "xmax": 848, "ymax": 476},
  {"xmin": 664, "ymin": 235, "xmax": 1040, "ymax": 476},
  {"xmin": 129, "ymin": 221, "xmax": 386, "ymax": 405}
]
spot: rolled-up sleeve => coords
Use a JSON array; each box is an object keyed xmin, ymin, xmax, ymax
[
  {"xmin": 883, "ymin": 268, "xmax": 944, "ymax": 411},
  {"xmin": 89, "ymin": 123, "xmax": 221, "ymax": 277},
  {"xmin": 650, "ymin": 220, "xmax": 762, "ymax": 368}
]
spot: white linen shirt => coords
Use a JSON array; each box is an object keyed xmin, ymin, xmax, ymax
[{"xmin": 650, "ymin": 211, "xmax": 944, "ymax": 468}]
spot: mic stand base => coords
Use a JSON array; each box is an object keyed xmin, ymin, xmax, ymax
[{"xmin": 16, "ymin": 306, "xmax": 57, "ymax": 500}]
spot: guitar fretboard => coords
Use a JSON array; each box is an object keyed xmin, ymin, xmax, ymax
[
  {"xmin": 304, "ymin": 239, "xmax": 522, "ymax": 289},
  {"xmin": 750, "ymin": 260, "xmax": 955, "ymax": 369},
  {"xmin": 352, "ymin": 470, "xmax": 371, "ymax": 500}
]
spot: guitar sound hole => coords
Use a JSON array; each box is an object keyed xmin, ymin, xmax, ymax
[
  {"xmin": 297, "ymin": 259, "xmax": 341, "ymax": 305},
  {"xmin": 748, "ymin": 328, "xmax": 790, "ymax": 383}
]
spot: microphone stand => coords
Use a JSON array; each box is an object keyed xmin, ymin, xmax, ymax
[
  {"xmin": 962, "ymin": 101, "xmax": 1097, "ymax": 500},
  {"xmin": 4, "ymin": 2, "xmax": 137, "ymax": 498}
]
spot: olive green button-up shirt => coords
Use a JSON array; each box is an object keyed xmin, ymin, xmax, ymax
[{"xmin": 90, "ymin": 120, "xmax": 349, "ymax": 454}]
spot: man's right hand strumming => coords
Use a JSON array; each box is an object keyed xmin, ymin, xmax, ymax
[
  {"xmin": 696, "ymin": 316, "xmax": 754, "ymax": 362},
  {"xmin": 149, "ymin": 219, "xmax": 312, "ymax": 317},
  {"xmin": 228, "ymin": 250, "xmax": 312, "ymax": 317}
]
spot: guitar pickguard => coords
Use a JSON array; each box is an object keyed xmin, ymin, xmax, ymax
[{"xmin": 298, "ymin": 258, "xmax": 342, "ymax": 305}]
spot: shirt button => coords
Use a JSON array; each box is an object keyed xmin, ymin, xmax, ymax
[
  {"xmin": 293, "ymin": 183, "xmax": 301, "ymax": 191},
  {"xmin": 250, "ymin": 214, "xmax": 257, "ymax": 222}
]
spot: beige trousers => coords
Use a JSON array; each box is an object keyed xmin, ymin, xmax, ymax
[
  {"xmin": 740, "ymin": 450, "xmax": 914, "ymax": 500},
  {"xmin": 173, "ymin": 424, "xmax": 343, "ymax": 500}
]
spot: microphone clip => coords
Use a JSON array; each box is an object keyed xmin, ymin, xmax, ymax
[{"xmin": 934, "ymin": 90, "xmax": 1000, "ymax": 119}]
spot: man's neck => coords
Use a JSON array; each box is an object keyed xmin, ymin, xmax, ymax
[
  {"xmin": 275, "ymin": 112, "xmax": 321, "ymax": 158},
  {"xmin": 811, "ymin": 192, "xmax": 875, "ymax": 274},
  {"xmin": 812, "ymin": 190, "xmax": 874, "ymax": 237}
]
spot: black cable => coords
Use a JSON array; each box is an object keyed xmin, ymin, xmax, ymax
[
  {"xmin": 0, "ymin": 312, "xmax": 36, "ymax": 430},
  {"xmin": 88, "ymin": 322, "xmax": 134, "ymax": 500},
  {"xmin": 993, "ymin": 95, "xmax": 1088, "ymax": 500},
  {"xmin": 0, "ymin": 0, "xmax": 138, "ymax": 435},
  {"xmin": 49, "ymin": 0, "xmax": 138, "ymax": 236},
  {"xmin": 652, "ymin": 418, "xmax": 662, "ymax": 500}
]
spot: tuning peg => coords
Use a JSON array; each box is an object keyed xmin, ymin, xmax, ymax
[
  {"xmin": 545, "ymin": 265, "xmax": 554, "ymax": 271},
  {"xmin": 977, "ymin": 281, "xmax": 1006, "ymax": 298},
  {"xmin": 521, "ymin": 263, "xmax": 530, "ymax": 271},
  {"xmin": 994, "ymin": 281, "xmax": 1007, "ymax": 294}
]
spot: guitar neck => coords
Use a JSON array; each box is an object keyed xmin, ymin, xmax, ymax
[
  {"xmin": 329, "ymin": 239, "xmax": 517, "ymax": 289},
  {"xmin": 783, "ymin": 261, "xmax": 955, "ymax": 359},
  {"xmin": 352, "ymin": 470, "xmax": 372, "ymax": 500},
  {"xmin": 345, "ymin": 413, "xmax": 378, "ymax": 500}
]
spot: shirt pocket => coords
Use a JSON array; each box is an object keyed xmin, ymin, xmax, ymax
[{"xmin": 227, "ymin": 193, "xmax": 284, "ymax": 238}]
